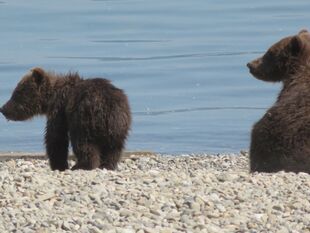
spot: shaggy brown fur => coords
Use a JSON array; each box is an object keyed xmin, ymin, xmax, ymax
[
  {"xmin": 247, "ymin": 29, "xmax": 310, "ymax": 173},
  {"xmin": 0, "ymin": 68, "xmax": 131, "ymax": 171}
]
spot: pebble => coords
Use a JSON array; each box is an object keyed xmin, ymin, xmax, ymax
[{"xmin": 0, "ymin": 153, "xmax": 309, "ymax": 232}]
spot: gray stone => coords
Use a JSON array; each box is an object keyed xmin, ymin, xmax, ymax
[{"xmin": 0, "ymin": 154, "xmax": 308, "ymax": 232}]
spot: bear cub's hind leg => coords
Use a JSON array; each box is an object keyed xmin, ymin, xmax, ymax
[
  {"xmin": 71, "ymin": 144, "xmax": 101, "ymax": 170},
  {"xmin": 99, "ymin": 147, "xmax": 123, "ymax": 170}
]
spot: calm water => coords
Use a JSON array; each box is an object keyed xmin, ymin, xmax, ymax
[{"xmin": 0, "ymin": 0, "xmax": 310, "ymax": 154}]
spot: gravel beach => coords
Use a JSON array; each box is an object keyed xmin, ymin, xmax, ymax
[{"xmin": 0, "ymin": 153, "xmax": 309, "ymax": 233}]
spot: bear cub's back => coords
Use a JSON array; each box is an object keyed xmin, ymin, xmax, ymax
[{"xmin": 67, "ymin": 78, "xmax": 129, "ymax": 113}]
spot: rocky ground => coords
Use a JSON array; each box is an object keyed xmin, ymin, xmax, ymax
[{"xmin": 0, "ymin": 152, "xmax": 309, "ymax": 233}]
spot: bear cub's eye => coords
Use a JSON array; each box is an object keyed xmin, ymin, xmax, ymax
[{"xmin": 263, "ymin": 52, "xmax": 274, "ymax": 62}]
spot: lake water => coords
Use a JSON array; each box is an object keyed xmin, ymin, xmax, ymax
[{"xmin": 0, "ymin": 0, "xmax": 310, "ymax": 154}]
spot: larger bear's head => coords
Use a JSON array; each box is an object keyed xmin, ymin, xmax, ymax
[
  {"xmin": 0, "ymin": 67, "xmax": 50, "ymax": 121},
  {"xmin": 247, "ymin": 30, "xmax": 310, "ymax": 82}
]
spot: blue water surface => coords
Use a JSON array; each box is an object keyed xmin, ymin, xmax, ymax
[{"xmin": 0, "ymin": 0, "xmax": 310, "ymax": 154}]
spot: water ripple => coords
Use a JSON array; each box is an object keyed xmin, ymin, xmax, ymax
[
  {"xmin": 91, "ymin": 39, "xmax": 170, "ymax": 43},
  {"xmin": 0, "ymin": 61, "xmax": 11, "ymax": 65},
  {"xmin": 91, "ymin": 0, "xmax": 143, "ymax": 1},
  {"xmin": 39, "ymin": 38, "xmax": 59, "ymax": 41},
  {"xmin": 48, "ymin": 51, "xmax": 263, "ymax": 62},
  {"xmin": 134, "ymin": 106, "xmax": 266, "ymax": 116}
]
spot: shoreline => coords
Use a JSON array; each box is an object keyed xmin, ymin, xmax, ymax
[
  {"xmin": 0, "ymin": 153, "xmax": 309, "ymax": 232},
  {"xmin": 0, "ymin": 151, "xmax": 157, "ymax": 161}
]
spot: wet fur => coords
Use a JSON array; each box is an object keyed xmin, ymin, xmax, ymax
[{"xmin": 1, "ymin": 69, "xmax": 131, "ymax": 171}]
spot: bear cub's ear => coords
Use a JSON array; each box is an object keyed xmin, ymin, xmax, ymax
[
  {"xmin": 31, "ymin": 67, "xmax": 45, "ymax": 85},
  {"xmin": 298, "ymin": 29, "xmax": 308, "ymax": 35},
  {"xmin": 290, "ymin": 36, "xmax": 303, "ymax": 57}
]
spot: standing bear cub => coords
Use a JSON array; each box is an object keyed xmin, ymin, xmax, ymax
[
  {"xmin": 0, "ymin": 68, "xmax": 131, "ymax": 171},
  {"xmin": 247, "ymin": 29, "xmax": 310, "ymax": 173}
]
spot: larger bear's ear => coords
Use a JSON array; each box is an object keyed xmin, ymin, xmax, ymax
[
  {"xmin": 290, "ymin": 35, "xmax": 303, "ymax": 57},
  {"xmin": 31, "ymin": 67, "xmax": 45, "ymax": 86}
]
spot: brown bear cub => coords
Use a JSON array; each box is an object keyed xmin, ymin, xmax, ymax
[
  {"xmin": 0, "ymin": 68, "xmax": 131, "ymax": 171},
  {"xmin": 247, "ymin": 29, "xmax": 310, "ymax": 173}
]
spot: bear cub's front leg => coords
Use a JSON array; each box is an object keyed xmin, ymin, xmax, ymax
[{"xmin": 45, "ymin": 114, "xmax": 69, "ymax": 171}]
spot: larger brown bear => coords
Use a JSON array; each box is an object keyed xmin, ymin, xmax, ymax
[
  {"xmin": 0, "ymin": 68, "xmax": 131, "ymax": 171},
  {"xmin": 247, "ymin": 29, "xmax": 310, "ymax": 173}
]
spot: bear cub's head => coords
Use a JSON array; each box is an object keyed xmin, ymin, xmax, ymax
[
  {"xmin": 247, "ymin": 29, "xmax": 310, "ymax": 82},
  {"xmin": 0, "ymin": 67, "xmax": 49, "ymax": 121}
]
